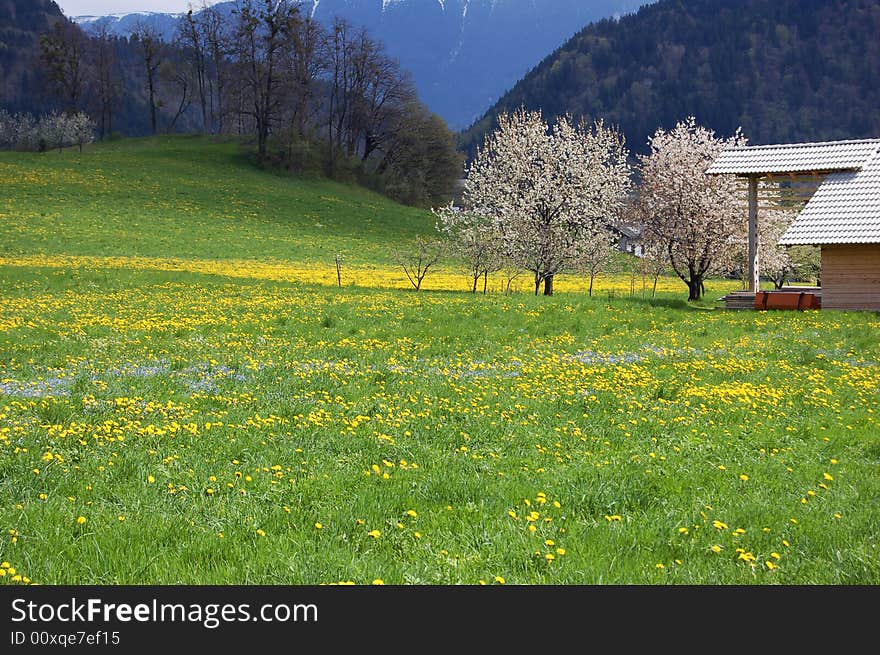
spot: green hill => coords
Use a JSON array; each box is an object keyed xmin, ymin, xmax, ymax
[
  {"xmin": 461, "ymin": 0, "xmax": 880, "ymax": 154},
  {"xmin": 0, "ymin": 136, "xmax": 434, "ymax": 265}
]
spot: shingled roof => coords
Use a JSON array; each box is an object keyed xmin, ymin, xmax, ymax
[
  {"xmin": 780, "ymin": 147, "xmax": 880, "ymax": 245},
  {"xmin": 705, "ymin": 139, "xmax": 880, "ymax": 175}
]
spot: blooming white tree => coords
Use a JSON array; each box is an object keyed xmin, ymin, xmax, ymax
[
  {"xmin": 466, "ymin": 108, "xmax": 631, "ymax": 295},
  {"xmin": 41, "ymin": 112, "xmax": 70, "ymax": 153},
  {"xmin": 0, "ymin": 111, "xmax": 94, "ymax": 153},
  {"xmin": 573, "ymin": 223, "xmax": 617, "ymax": 296},
  {"xmin": 434, "ymin": 203, "xmax": 502, "ymax": 293},
  {"xmin": 67, "ymin": 112, "xmax": 96, "ymax": 152},
  {"xmin": 638, "ymin": 117, "xmax": 746, "ymax": 301}
]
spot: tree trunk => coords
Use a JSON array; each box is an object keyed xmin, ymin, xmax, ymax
[
  {"xmin": 543, "ymin": 274, "xmax": 554, "ymax": 296},
  {"xmin": 687, "ymin": 278, "xmax": 703, "ymax": 301},
  {"xmin": 483, "ymin": 270, "xmax": 488, "ymax": 294},
  {"xmin": 148, "ymin": 79, "xmax": 157, "ymax": 135},
  {"xmin": 589, "ymin": 273, "xmax": 595, "ymax": 297},
  {"xmin": 534, "ymin": 273, "xmax": 541, "ymax": 296},
  {"xmin": 472, "ymin": 274, "xmax": 478, "ymax": 294}
]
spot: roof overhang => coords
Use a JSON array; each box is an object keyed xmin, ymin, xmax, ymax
[{"xmin": 705, "ymin": 139, "xmax": 880, "ymax": 176}]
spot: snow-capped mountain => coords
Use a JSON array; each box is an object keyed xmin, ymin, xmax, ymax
[{"xmin": 71, "ymin": 0, "xmax": 650, "ymax": 130}]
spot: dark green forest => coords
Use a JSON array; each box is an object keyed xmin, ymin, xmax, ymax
[
  {"xmin": 462, "ymin": 0, "xmax": 880, "ymax": 153},
  {"xmin": 0, "ymin": 0, "xmax": 60, "ymax": 113}
]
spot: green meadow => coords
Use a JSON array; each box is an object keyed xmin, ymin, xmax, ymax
[{"xmin": 0, "ymin": 139, "xmax": 877, "ymax": 584}]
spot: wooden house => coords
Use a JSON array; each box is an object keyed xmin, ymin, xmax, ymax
[{"xmin": 707, "ymin": 139, "xmax": 880, "ymax": 311}]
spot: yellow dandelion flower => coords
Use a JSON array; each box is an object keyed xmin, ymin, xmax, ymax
[
  {"xmin": 314, "ymin": 522, "xmax": 323, "ymax": 530},
  {"xmin": 823, "ymin": 472, "xmax": 834, "ymax": 481},
  {"xmin": 367, "ymin": 529, "xmax": 381, "ymax": 539},
  {"xmin": 147, "ymin": 475, "xmax": 155, "ymax": 484},
  {"xmin": 406, "ymin": 510, "xmax": 418, "ymax": 518},
  {"xmin": 494, "ymin": 576, "xmax": 506, "ymax": 584},
  {"xmin": 710, "ymin": 545, "xmax": 722, "ymax": 553},
  {"xmin": 712, "ymin": 520, "xmax": 728, "ymax": 530},
  {"xmin": 76, "ymin": 516, "xmax": 86, "ymax": 525},
  {"xmin": 372, "ymin": 579, "xmax": 384, "ymax": 585}
]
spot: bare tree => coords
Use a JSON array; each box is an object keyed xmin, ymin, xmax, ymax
[
  {"xmin": 200, "ymin": 3, "xmax": 230, "ymax": 134},
  {"xmin": 177, "ymin": 9, "xmax": 209, "ymax": 132},
  {"xmin": 233, "ymin": 0, "xmax": 299, "ymax": 160},
  {"xmin": 393, "ymin": 237, "xmax": 445, "ymax": 291},
  {"xmin": 160, "ymin": 57, "xmax": 193, "ymax": 132},
  {"xmin": 284, "ymin": 16, "xmax": 327, "ymax": 140},
  {"xmin": 326, "ymin": 17, "xmax": 351, "ymax": 172},
  {"xmin": 133, "ymin": 23, "xmax": 164, "ymax": 135},
  {"xmin": 39, "ymin": 20, "xmax": 88, "ymax": 113},
  {"xmin": 92, "ymin": 25, "xmax": 120, "ymax": 139}
]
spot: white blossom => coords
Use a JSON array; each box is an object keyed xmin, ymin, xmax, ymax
[
  {"xmin": 465, "ymin": 108, "xmax": 631, "ymax": 295},
  {"xmin": 638, "ymin": 117, "xmax": 747, "ymax": 301}
]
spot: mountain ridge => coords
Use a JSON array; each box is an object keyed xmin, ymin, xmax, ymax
[
  {"xmin": 70, "ymin": 0, "xmax": 650, "ymax": 130},
  {"xmin": 461, "ymin": 0, "xmax": 880, "ymax": 153}
]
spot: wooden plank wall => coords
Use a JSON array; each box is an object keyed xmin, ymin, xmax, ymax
[{"xmin": 821, "ymin": 245, "xmax": 880, "ymax": 310}]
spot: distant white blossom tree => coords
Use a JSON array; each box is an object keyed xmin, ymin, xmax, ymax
[
  {"xmin": 638, "ymin": 117, "xmax": 746, "ymax": 301},
  {"xmin": 466, "ymin": 108, "xmax": 631, "ymax": 296},
  {"xmin": 434, "ymin": 203, "xmax": 502, "ymax": 293},
  {"xmin": 0, "ymin": 111, "xmax": 94, "ymax": 153},
  {"xmin": 67, "ymin": 112, "xmax": 96, "ymax": 152},
  {"xmin": 573, "ymin": 223, "xmax": 617, "ymax": 296}
]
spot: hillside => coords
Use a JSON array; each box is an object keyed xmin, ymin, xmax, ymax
[
  {"xmin": 0, "ymin": 0, "xmax": 63, "ymax": 112},
  {"xmin": 461, "ymin": 0, "xmax": 880, "ymax": 153},
  {"xmin": 0, "ymin": 136, "xmax": 434, "ymax": 265},
  {"xmin": 72, "ymin": 0, "xmax": 650, "ymax": 130}
]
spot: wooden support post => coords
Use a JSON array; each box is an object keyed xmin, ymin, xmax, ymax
[{"xmin": 748, "ymin": 174, "xmax": 760, "ymax": 293}]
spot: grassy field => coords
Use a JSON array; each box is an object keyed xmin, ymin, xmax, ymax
[{"xmin": 0, "ymin": 139, "xmax": 877, "ymax": 585}]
